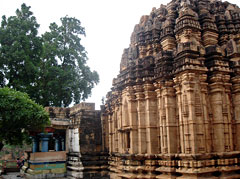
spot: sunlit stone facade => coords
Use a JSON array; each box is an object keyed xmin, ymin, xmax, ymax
[{"xmin": 102, "ymin": 0, "xmax": 240, "ymax": 178}]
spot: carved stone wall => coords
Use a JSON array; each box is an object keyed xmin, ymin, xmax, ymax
[{"xmin": 102, "ymin": 0, "xmax": 240, "ymax": 178}]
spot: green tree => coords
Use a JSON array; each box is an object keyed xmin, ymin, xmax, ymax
[
  {"xmin": 0, "ymin": 4, "xmax": 99, "ymax": 107},
  {"xmin": 40, "ymin": 16, "xmax": 99, "ymax": 107},
  {"xmin": 0, "ymin": 87, "xmax": 50, "ymax": 150},
  {"xmin": 0, "ymin": 3, "xmax": 42, "ymax": 101}
]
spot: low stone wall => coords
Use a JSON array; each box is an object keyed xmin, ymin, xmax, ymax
[{"xmin": 21, "ymin": 151, "xmax": 66, "ymax": 178}]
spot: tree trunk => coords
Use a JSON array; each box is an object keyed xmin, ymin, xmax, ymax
[{"xmin": 0, "ymin": 142, "xmax": 4, "ymax": 151}]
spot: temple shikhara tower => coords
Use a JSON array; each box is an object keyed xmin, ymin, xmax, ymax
[{"xmin": 102, "ymin": 0, "xmax": 240, "ymax": 178}]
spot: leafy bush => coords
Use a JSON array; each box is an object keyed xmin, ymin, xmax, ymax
[{"xmin": 0, "ymin": 87, "xmax": 50, "ymax": 149}]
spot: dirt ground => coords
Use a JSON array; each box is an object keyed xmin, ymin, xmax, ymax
[{"xmin": 1, "ymin": 172, "xmax": 22, "ymax": 179}]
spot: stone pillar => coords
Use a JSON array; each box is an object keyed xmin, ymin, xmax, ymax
[
  {"xmin": 183, "ymin": 73, "xmax": 199, "ymax": 154},
  {"xmin": 209, "ymin": 74, "xmax": 225, "ymax": 152},
  {"xmin": 61, "ymin": 137, "xmax": 65, "ymax": 151},
  {"xmin": 112, "ymin": 111, "xmax": 117, "ymax": 152},
  {"xmin": 55, "ymin": 137, "xmax": 60, "ymax": 151},
  {"xmin": 144, "ymin": 83, "xmax": 158, "ymax": 154},
  {"xmin": 134, "ymin": 85, "xmax": 147, "ymax": 154},
  {"xmin": 67, "ymin": 127, "xmax": 83, "ymax": 179},
  {"xmin": 68, "ymin": 128, "xmax": 80, "ymax": 153},
  {"xmin": 39, "ymin": 133, "xmax": 52, "ymax": 152},
  {"xmin": 127, "ymin": 86, "xmax": 138, "ymax": 154},
  {"xmin": 199, "ymin": 74, "xmax": 212, "ymax": 153},
  {"xmin": 162, "ymin": 81, "xmax": 178, "ymax": 154},
  {"xmin": 156, "ymin": 86, "xmax": 163, "ymax": 153},
  {"xmin": 174, "ymin": 78, "xmax": 185, "ymax": 153},
  {"xmin": 223, "ymin": 75, "xmax": 233, "ymax": 151},
  {"xmin": 108, "ymin": 114, "xmax": 113, "ymax": 153},
  {"xmin": 117, "ymin": 102, "xmax": 124, "ymax": 153},
  {"xmin": 32, "ymin": 137, "xmax": 39, "ymax": 153},
  {"xmin": 232, "ymin": 76, "xmax": 240, "ymax": 150}
]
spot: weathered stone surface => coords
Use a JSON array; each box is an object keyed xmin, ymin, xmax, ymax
[
  {"xmin": 46, "ymin": 103, "xmax": 109, "ymax": 179},
  {"xmin": 68, "ymin": 104, "xmax": 109, "ymax": 179},
  {"xmin": 22, "ymin": 103, "xmax": 109, "ymax": 179},
  {"xmin": 102, "ymin": 0, "xmax": 240, "ymax": 178}
]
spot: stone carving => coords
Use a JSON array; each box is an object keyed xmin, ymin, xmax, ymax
[{"xmin": 102, "ymin": 0, "xmax": 240, "ymax": 178}]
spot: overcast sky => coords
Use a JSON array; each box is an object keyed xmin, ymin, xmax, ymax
[{"xmin": 0, "ymin": 0, "xmax": 240, "ymax": 109}]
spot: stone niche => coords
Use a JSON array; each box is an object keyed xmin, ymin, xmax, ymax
[{"xmin": 102, "ymin": 0, "xmax": 240, "ymax": 178}]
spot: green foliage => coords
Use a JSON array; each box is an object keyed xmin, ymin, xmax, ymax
[
  {"xmin": 0, "ymin": 4, "xmax": 99, "ymax": 107},
  {"xmin": 0, "ymin": 3, "xmax": 42, "ymax": 100},
  {"xmin": 0, "ymin": 87, "xmax": 50, "ymax": 147},
  {"xmin": 40, "ymin": 16, "xmax": 99, "ymax": 107}
]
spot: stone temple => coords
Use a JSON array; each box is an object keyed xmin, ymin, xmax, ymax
[
  {"xmin": 20, "ymin": 0, "xmax": 240, "ymax": 178},
  {"xmin": 102, "ymin": 0, "xmax": 240, "ymax": 178}
]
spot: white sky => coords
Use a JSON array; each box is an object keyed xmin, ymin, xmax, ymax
[{"xmin": 0, "ymin": 0, "xmax": 240, "ymax": 109}]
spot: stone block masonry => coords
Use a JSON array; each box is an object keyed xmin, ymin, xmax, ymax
[
  {"xmin": 102, "ymin": 0, "xmax": 240, "ymax": 178},
  {"xmin": 67, "ymin": 103, "xmax": 109, "ymax": 179}
]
